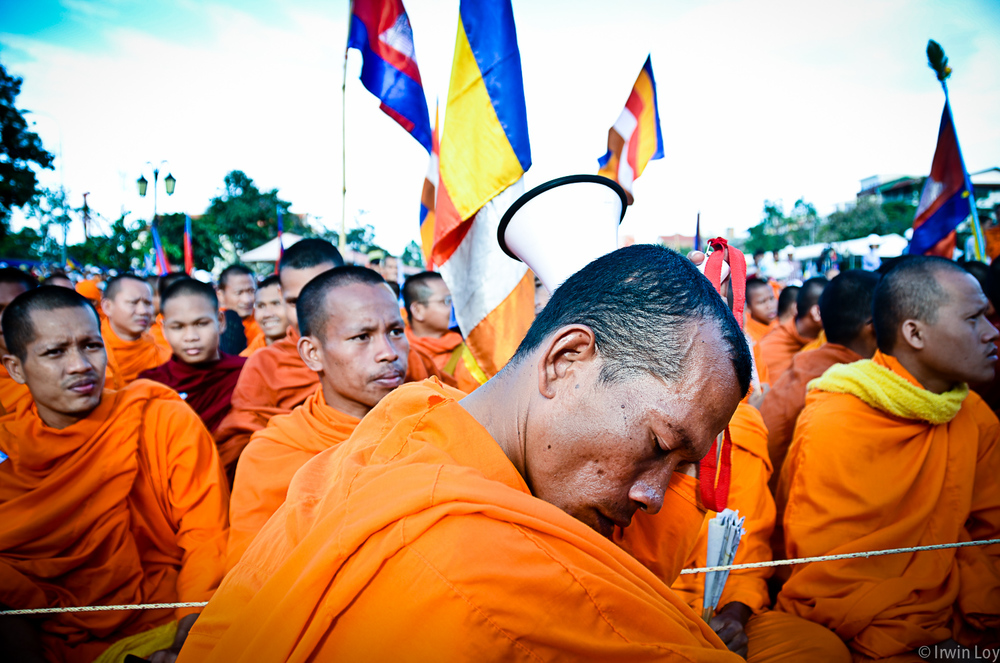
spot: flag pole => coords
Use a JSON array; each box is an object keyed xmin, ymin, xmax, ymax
[
  {"xmin": 928, "ymin": 40, "xmax": 984, "ymax": 261},
  {"xmin": 340, "ymin": 5, "xmax": 350, "ymax": 253}
]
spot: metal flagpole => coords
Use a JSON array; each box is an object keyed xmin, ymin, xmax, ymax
[{"xmin": 341, "ymin": 3, "xmax": 350, "ymax": 253}]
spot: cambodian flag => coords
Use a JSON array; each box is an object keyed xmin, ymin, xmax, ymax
[
  {"xmin": 151, "ymin": 223, "xmax": 171, "ymax": 276},
  {"xmin": 183, "ymin": 214, "xmax": 194, "ymax": 274},
  {"xmin": 347, "ymin": 0, "xmax": 432, "ymax": 152},
  {"xmin": 908, "ymin": 101, "xmax": 978, "ymax": 257}
]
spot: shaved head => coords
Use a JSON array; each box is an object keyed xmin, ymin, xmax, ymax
[
  {"xmin": 777, "ymin": 285, "xmax": 799, "ymax": 318},
  {"xmin": 297, "ymin": 266, "xmax": 389, "ymax": 339},
  {"xmin": 819, "ymin": 270, "xmax": 880, "ymax": 346},
  {"xmin": 2, "ymin": 286, "xmax": 100, "ymax": 360},
  {"xmin": 795, "ymin": 278, "xmax": 828, "ymax": 321},
  {"xmin": 104, "ymin": 273, "xmax": 151, "ymax": 301}
]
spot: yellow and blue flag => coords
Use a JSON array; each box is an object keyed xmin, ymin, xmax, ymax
[
  {"xmin": 598, "ymin": 55, "xmax": 664, "ymax": 204},
  {"xmin": 434, "ymin": 0, "xmax": 535, "ymax": 377}
]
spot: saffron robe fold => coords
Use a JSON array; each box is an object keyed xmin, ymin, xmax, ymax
[
  {"xmin": 776, "ymin": 352, "xmax": 1000, "ymax": 657},
  {"xmin": 226, "ymin": 387, "xmax": 359, "ymax": 568},
  {"xmin": 746, "ymin": 317, "xmax": 778, "ymax": 345},
  {"xmin": 149, "ymin": 314, "xmax": 172, "ymax": 357},
  {"xmin": 238, "ymin": 332, "xmax": 267, "ymax": 358},
  {"xmin": 0, "ymin": 381, "xmax": 230, "ymax": 662},
  {"xmin": 180, "ymin": 379, "xmax": 740, "ymax": 662},
  {"xmin": 760, "ymin": 342, "xmax": 861, "ymax": 490},
  {"xmin": 0, "ymin": 368, "xmax": 31, "ymax": 415},
  {"xmin": 101, "ymin": 319, "xmax": 171, "ymax": 385},
  {"xmin": 758, "ymin": 319, "xmax": 812, "ymax": 381},
  {"xmin": 242, "ymin": 317, "xmax": 262, "ymax": 346},
  {"xmin": 138, "ymin": 353, "xmax": 246, "ymax": 433},
  {"xmin": 405, "ymin": 328, "xmax": 483, "ymax": 393}
]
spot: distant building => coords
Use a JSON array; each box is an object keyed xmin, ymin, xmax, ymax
[{"xmin": 858, "ymin": 167, "xmax": 1000, "ymax": 217}]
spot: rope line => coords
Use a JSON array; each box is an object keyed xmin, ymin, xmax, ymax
[{"xmin": 2, "ymin": 539, "xmax": 997, "ymax": 616}]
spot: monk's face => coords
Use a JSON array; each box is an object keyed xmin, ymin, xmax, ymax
[
  {"xmin": 914, "ymin": 270, "xmax": 999, "ymax": 386},
  {"xmin": 411, "ymin": 278, "xmax": 453, "ymax": 335},
  {"xmin": 162, "ymin": 294, "xmax": 223, "ymax": 364},
  {"xmin": 281, "ymin": 263, "xmax": 336, "ymax": 332},
  {"xmin": 0, "ymin": 281, "xmax": 32, "ymax": 355},
  {"xmin": 299, "ymin": 282, "xmax": 409, "ymax": 419},
  {"xmin": 102, "ymin": 279, "xmax": 154, "ymax": 340},
  {"xmin": 220, "ymin": 273, "xmax": 255, "ymax": 318},
  {"xmin": 747, "ymin": 285, "xmax": 776, "ymax": 324},
  {"xmin": 254, "ymin": 284, "xmax": 288, "ymax": 341},
  {"xmin": 524, "ymin": 324, "xmax": 741, "ymax": 539},
  {"xmin": 4, "ymin": 306, "xmax": 107, "ymax": 429}
]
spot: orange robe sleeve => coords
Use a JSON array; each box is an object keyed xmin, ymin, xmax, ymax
[
  {"xmin": 127, "ymin": 382, "xmax": 230, "ymax": 620},
  {"xmin": 776, "ymin": 357, "xmax": 1000, "ymax": 658},
  {"xmin": 669, "ymin": 404, "xmax": 776, "ymax": 615},
  {"xmin": 745, "ymin": 317, "xmax": 777, "ymax": 345},
  {"xmin": 238, "ymin": 333, "xmax": 267, "ymax": 358},
  {"xmin": 101, "ymin": 319, "xmax": 171, "ymax": 385},
  {"xmin": 242, "ymin": 317, "xmax": 263, "ymax": 345},
  {"xmin": 227, "ymin": 389, "xmax": 359, "ymax": 569},
  {"xmin": 180, "ymin": 381, "xmax": 739, "ymax": 662},
  {"xmin": 757, "ymin": 319, "xmax": 808, "ymax": 381},
  {"xmin": 405, "ymin": 329, "xmax": 483, "ymax": 393},
  {"xmin": 150, "ymin": 314, "xmax": 172, "ymax": 356},
  {"xmin": 0, "ymin": 369, "xmax": 31, "ymax": 416}
]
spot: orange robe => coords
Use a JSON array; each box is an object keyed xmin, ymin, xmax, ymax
[
  {"xmin": 149, "ymin": 314, "xmax": 172, "ymax": 357},
  {"xmin": 226, "ymin": 388, "xmax": 359, "ymax": 568},
  {"xmin": 0, "ymin": 381, "xmax": 230, "ymax": 662},
  {"xmin": 757, "ymin": 319, "xmax": 812, "ymax": 381},
  {"xmin": 776, "ymin": 353, "xmax": 1000, "ymax": 658},
  {"xmin": 797, "ymin": 329, "xmax": 826, "ymax": 354},
  {"xmin": 242, "ymin": 317, "xmax": 262, "ymax": 346},
  {"xmin": 101, "ymin": 319, "xmax": 171, "ymax": 385},
  {"xmin": 0, "ymin": 368, "xmax": 31, "ymax": 416},
  {"xmin": 212, "ymin": 327, "xmax": 319, "ymax": 477},
  {"xmin": 405, "ymin": 328, "xmax": 483, "ymax": 393},
  {"xmin": 760, "ymin": 342, "xmax": 861, "ymax": 491},
  {"xmin": 746, "ymin": 317, "xmax": 778, "ymax": 345},
  {"xmin": 180, "ymin": 380, "xmax": 740, "ymax": 662},
  {"xmin": 238, "ymin": 332, "xmax": 267, "ymax": 358}
]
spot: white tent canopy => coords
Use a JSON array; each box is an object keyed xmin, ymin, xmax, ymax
[
  {"xmin": 788, "ymin": 233, "xmax": 907, "ymax": 262},
  {"xmin": 239, "ymin": 233, "xmax": 304, "ymax": 262}
]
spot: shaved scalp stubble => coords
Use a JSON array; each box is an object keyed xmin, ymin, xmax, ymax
[
  {"xmin": 218, "ymin": 264, "xmax": 254, "ymax": 290},
  {"xmin": 297, "ymin": 266, "xmax": 389, "ymax": 340},
  {"xmin": 2, "ymin": 287, "xmax": 101, "ymax": 360},
  {"xmin": 402, "ymin": 271, "xmax": 444, "ymax": 321},
  {"xmin": 874, "ymin": 256, "xmax": 974, "ymax": 354},
  {"xmin": 279, "ymin": 239, "xmax": 345, "ymax": 276},
  {"xmin": 162, "ymin": 278, "xmax": 220, "ymax": 312},
  {"xmin": 512, "ymin": 244, "xmax": 752, "ymax": 395},
  {"xmin": 818, "ymin": 270, "xmax": 880, "ymax": 346},
  {"xmin": 777, "ymin": 285, "xmax": 800, "ymax": 318},
  {"xmin": 795, "ymin": 277, "xmax": 828, "ymax": 321},
  {"xmin": 158, "ymin": 272, "xmax": 191, "ymax": 300},
  {"xmin": 103, "ymin": 273, "xmax": 151, "ymax": 301}
]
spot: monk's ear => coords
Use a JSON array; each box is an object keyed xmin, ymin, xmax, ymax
[
  {"xmin": 809, "ymin": 304, "xmax": 822, "ymax": 324},
  {"xmin": 100, "ymin": 298, "xmax": 112, "ymax": 316},
  {"xmin": 3, "ymin": 355, "xmax": 26, "ymax": 385},
  {"xmin": 218, "ymin": 311, "xmax": 227, "ymax": 333},
  {"xmin": 297, "ymin": 335, "xmax": 324, "ymax": 373},
  {"xmin": 900, "ymin": 319, "xmax": 926, "ymax": 351},
  {"xmin": 537, "ymin": 324, "xmax": 597, "ymax": 400},
  {"xmin": 410, "ymin": 302, "xmax": 427, "ymax": 324}
]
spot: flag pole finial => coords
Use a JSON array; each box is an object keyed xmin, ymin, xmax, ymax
[{"xmin": 926, "ymin": 40, "xmax": 952, "ymax": 84}]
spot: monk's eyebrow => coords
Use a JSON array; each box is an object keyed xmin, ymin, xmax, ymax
[{"xmin": 664, "ymin": 422, "xmax": 699, "ymax": 458}]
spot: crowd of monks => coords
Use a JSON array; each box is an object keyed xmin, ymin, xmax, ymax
[{"xmin": 0, "ymin": 238, "xmax": 997, "ymax": 663}]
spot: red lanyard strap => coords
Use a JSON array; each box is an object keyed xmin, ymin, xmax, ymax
[{"xmin": 698, "ymin": 237, "xmax": 747, "ymax": 512}]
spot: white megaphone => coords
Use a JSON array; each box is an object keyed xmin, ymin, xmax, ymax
[{"xmin": 498, "ymin": 175, "xmax": 628, "ymax": 293}]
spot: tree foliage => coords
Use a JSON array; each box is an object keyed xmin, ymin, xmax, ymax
[
  {"xmin": 400, "ymin": 240, "xmax": 424, "ymax": 268},
  {"xmin": 821, "ymin": 199, "xmax": 915, "ymax": 242},
  {"xmin": 0, "ymin": 62, "xmax": 55, "ymax": 235},
  {"xmin": 201, "ymin": 171, "xmax": 305, "ymax": 256},
  {"xmin": 67, "ymin": 215, "xmax": 145, "ymax": 271}
]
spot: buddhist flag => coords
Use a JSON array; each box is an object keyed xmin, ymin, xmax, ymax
[
  {"xmin": 347, "ymin": 0, "xmax": 432, "ymax": 152},
  {"xmin": 151, "ymin": 223, "xmax": 171, "ymax": 276},
  {"xmin": 418, "ymin": 104, "xmax": 440, "ymax": 268},
  {"xmin": 183, "ymin": 214, "xmax": 194, "ymax": 274},
  {"xmin": 434, "ymin": 0, "xmax": 534, "ymax": 376},
  {"xmin": 908, "ymin": 100, "xmax": 980, "ymax": 258},
  {"xmin": 597, "ymin": 55, "xmax": 664, "ymax": 204}
]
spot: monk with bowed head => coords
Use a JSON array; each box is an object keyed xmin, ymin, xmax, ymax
[
  {"xmin": 100, "ymin": 274, "xmax": 171, "ymax": 384},
  {"xmin": 239, "ymin": 275, "xmax": 287, "ymax": 357},
  {"xmin": 213, "ymin": 239, "xmax": 345, "ymax": 478},
  {"xmin": 0, "ymin": 286, "xmax": 230, "ymax": 663},
  {"xmin": 227, "ymin": 266, "xmax": 409, "ymax": 567},
  {"xmin": 139, "ymin": 278, "xmax": 246, "ymax": 435},
  {"xmin": 403, "ymin": 270, "xmax": 484, "ymax": 392},
  {"xmin": 181, "ymin": 245, "xmax": 765, "ymax": 662},
  {"xmin": 744, "ymin": 277, "xmax": 778, "ymax": 345},
  {"xmin": 0, "ymin": 267, "xmax": 39, "ymax": 414},
  {"xmin": 217, "ymin": 265, "xmax": 259, "ymax": 346},
  {"xmin": 775, "ymin": 284, "xmax": 798, "ymax": 325},
  {"xmin": 776, "ymin": 256, "xmax": 1000, "ymax": 659},
  {"xmin": 758, "ymin": 277, "xmax": 826, "ymax": 380}
]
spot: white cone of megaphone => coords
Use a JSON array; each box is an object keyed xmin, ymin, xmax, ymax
[{"xmin": 498, "ymin": 175, "xmax": 628, "ymax": 293}]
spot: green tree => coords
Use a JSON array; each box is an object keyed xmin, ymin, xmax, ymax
[
  {"xmin": 156, "ymin": 212, "xmax": 218, "ymax": 272},
  {"xmin": 346, "ymin": 224, "xmax": 385, "ymax": 254},
  {"xmin": 67, "ymin": 215, "xmax": 145, "ymax": 271},
  {"xmin": 201, "ymin": 171, "xmax": 303, "ymax": 256},
  {"xmin": 0, "ymin": 63, "xmax": 54, "ymax": 235},
  {"xmin": 400, "ymin": 240, "xmax": 424, "ymax": 268},
  {"xmin": 743, "ymin": 200, "xmax": 791, "ymax": 254},
  {"xmin": 819, "ymin": 199, "xmax": 917, "ymax": 243},
  {"xmin": 786, "ymin": 199, "xmax": 820, "ymax": 246},
  {"xmin": 0, "ymin": 226, "xmax": 44, "ymax": 260}
]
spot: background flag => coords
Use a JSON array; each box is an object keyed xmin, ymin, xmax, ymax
[
  {"xmin": 151, "ymin": 223, "xmax": 171, "ymax": 276},
  {"xmin": 274, "ymin": 207, "xmax": 284, "ymax": 275},
  {"xmin": 597, "ymin": 55, "xmax": 664, "ymax": 204},
  {"xmin": 908, "ymin": 100, "xmax": 978, "ymax": 257},
  {"xmin": 183, "ymin": 214, "xmax": 194, "ymax": 274},
  {"xmin": 434, "ymin": 0, "xmax": 534, "ymax": 377},
  {"xmin": 419, "ymin": 104, "xmax": 440, "ymax": 268},
  {"xmin": 694, "ymin": 212, "xmax": 702, "ymax": 252},
  {"xmin": 347, "ymin": 0, "xmax": 432, "ymax": 151}
]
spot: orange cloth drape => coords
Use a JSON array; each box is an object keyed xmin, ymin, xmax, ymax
[
  {"xmin": 0, "ymin": 368, "xmax": 31, "ymax": 416},
  {"xmin": 242, "ymin": 317, "xmax": 262, "ymax": 346},
  {"xmin": 757, "ymin": 319, "xmax": 811, "ymax": 381},
  {"xmin": 149, "ymin": 314, "xmax": 172, "ymax": 357},
  {"xmin": 405, "ymin": 328, "xmax": 481, "ymax": 393},
  {"xmin": 180, "ymin": 379, "xmax": 739, "ymax": 662},
  {"xmin": 101, "ymin": 319, "xmax": 171, "ymax": 385},
  {"xmin": 238, "ymin": 333, "xmax": 267, "ymax": 358},
  {"xmin": 746, "ymin": 317, "xmax": 778, "ymax": 346},
  {"xmin": 227, "ymin": 388, "xmax": 359, "ymax": 568},
  {"xmin": 776, "ymin": 352, "xmax": 1000, "ymax": 657}
]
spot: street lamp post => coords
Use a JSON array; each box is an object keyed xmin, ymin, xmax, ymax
[{"xmin": 137, "ymin": 160, "xmax": 176, "ymax": 227}]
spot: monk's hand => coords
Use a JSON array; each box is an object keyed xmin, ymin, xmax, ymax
[
  {"xmin": 148, "ymin": 613, "xmax": 199, "ymax": 663},
  {"xmin": 687, "ymin": 250, "xmax": 706, "ymax": 268},
  {"xmin": 708, "ymin": 601, "xmax": 751, "ymax": 658}
]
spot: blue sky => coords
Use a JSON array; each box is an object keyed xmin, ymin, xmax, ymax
[{"xmin": 2, "ymin": 0, "xmax": 999, "ymax": 257}]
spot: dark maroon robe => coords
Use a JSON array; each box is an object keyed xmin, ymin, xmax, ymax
[{"xmin": 138, "ymin": 353, "xmax": 247, "ymax": 433}]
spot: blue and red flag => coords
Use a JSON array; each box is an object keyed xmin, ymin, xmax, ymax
[
  {"xmin": 908, "ymin": 100, "xmax": 979, "ymax": 258},
  {"xmin": 347, "ymin": 0, "xmax": 432, "ymax": 152},
  {"xmin": 274, "ymin": 207, "xmax": 284, "ymax": 275},
  {"xmin": 151, "ymin": 223, "xmax": 171, "ymax": 276},
  {"xmin": 694, "ymin": 212, "xmax": 702, "ymax": 252},
  {"xmin": 183, "ymin": 214, "xmax": 194, "ymax": 274}
]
